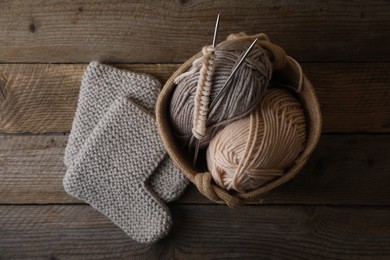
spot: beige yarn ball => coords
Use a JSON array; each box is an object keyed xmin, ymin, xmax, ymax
[{"xmin": 206, "ymin": 88, "xmax": 306, "ymax": 192}]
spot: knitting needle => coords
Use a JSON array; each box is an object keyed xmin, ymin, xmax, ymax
[
  {"xmin": 192, "ymin": 37, "xmax": 257, "ymax": 167},
  {"xmin": 212, "ymin": 13, "xmax": 220, "ymax": 47},
  {"xmin": 193, "ymin": 13, "xmax": 220, "ymax": 168},
  {"xmin": 209, "ymin": 37, "xmax": 259, "ymax": 110}
]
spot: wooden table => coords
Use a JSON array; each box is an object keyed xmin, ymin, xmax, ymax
[{"xmin": 1, "ymin": 1, "xmax": 389, "ymax": 258}]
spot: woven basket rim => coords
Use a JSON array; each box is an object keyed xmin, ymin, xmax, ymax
[{"xmin": 156, "ymin": 36, "xmax": 322, "ymax": 206}]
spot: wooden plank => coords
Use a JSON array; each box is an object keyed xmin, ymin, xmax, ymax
[
  {"xmin": 0, "ymin": 0, "xmax": 389, "ymax": 63},
  {"xmin": 0, "ymin": 63, "xmax": 389, "ymax": 133},
  {"xmin": 1, "ymin": 134, "xmax": 389, "ymax": 205},
  {"xmin": 1, "ymin": 205, "xmax": 389, "ymax": 259},
  {"xmin": 308, "ymin": 63, "xmax": 390, "ymax": 133},
  {"xmin": 0, "ymin": 63, "xmax": 177, "ymax": 133},
  {"xmin": 0, "ymin": 133, "xmax": 71, "ymax": 203}
]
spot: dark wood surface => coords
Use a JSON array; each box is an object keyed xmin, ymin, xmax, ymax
[{"xmin": 0, "ymin": 0, "xmax": 389, "ymax": 259}]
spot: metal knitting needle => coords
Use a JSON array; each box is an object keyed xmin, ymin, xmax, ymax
[
  {"xmin": 212, "ymin": 13, "xmax": 220, "ymax": 47},
  {"xmin": 209, "ymin": 37, "xmax": 259, "ymax": 110},
  {"xmin": 192, "ymin": 138, "xmax": 200, "ymax": 168},
  {"xmin": 193, "ymin": 13, "xmax": 220, "ymax": 168}
]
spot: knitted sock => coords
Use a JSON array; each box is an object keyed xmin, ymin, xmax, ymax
[
  {"xmin": 64, "ymin": 61, "xmax": 188, "ymax": 202},
  {"xmin": 64, "ymin": 97, "xmax": 171, "ymax": 243}
]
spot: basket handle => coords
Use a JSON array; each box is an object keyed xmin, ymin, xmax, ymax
[{"xmin": 193, "ymin": 172, "xmax": 244, "ymax": 207}]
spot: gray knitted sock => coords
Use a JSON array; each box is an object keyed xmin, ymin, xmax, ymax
[
  {"xmin": 64, "ymin": 61, "xmax": 188, "ymax": 202},
  {"xmin": 64, "ymin": 97, "xmax": 171, "ymax": 243}
]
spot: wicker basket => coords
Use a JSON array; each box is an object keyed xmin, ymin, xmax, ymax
[{"xmin": 156, "ymin": 33, "xmax": 322, "ymax": 207}]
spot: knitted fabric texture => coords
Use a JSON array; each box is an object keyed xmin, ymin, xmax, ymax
[
  {"xmin": 64, "ymin": 97, "xmax": 171, "ymax": 243},
  {"xmin": 64, "ymin": 61, "xmax": 188, "ymax": 202}
]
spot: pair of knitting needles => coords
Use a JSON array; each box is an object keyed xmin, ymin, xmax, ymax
[{"xmin": 192, "ymin": 14, "xmax": 259, "ymax": 167}]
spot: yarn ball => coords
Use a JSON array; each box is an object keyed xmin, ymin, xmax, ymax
[
  {"xmin": 170, "ymin": 39, "xmax": 272, "ymax": 149},
  {"xmin": 207, "ymin": 88, "xmax": 306, "ymax": 192}
]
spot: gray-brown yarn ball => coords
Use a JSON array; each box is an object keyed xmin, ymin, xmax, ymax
[{"xmin": 169, "ymin": 39, "xmax": 272, "ymax": 149}]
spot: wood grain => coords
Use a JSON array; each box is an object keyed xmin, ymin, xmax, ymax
[
  {"xmin": 0, "ymin": 133, "xmax": 70, "ymax": 203},
  {"xmin": 1, "ymin": 205, "xmax": 389, "ymax": 259},
  {"xmin": 0, "ymin": 0, "xmax": 389, "ymax": 63},
  {"xmin": 0, "ymin": 63, "xmax": 389, "ymax": 133},
  {"xmin": 308, "ymin": 63, "xmax": 390, "ymax": 133},
  {"xmin": 1, "ymin": 134, "xmax": 389, "ymax": 205},
  {"xmin": 0, "ymin": 63, "xmax": 178, "ymax": 133},
  {"xmin": 0, "ymin": 64, "xmax": 82, "ymax": 133}
]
